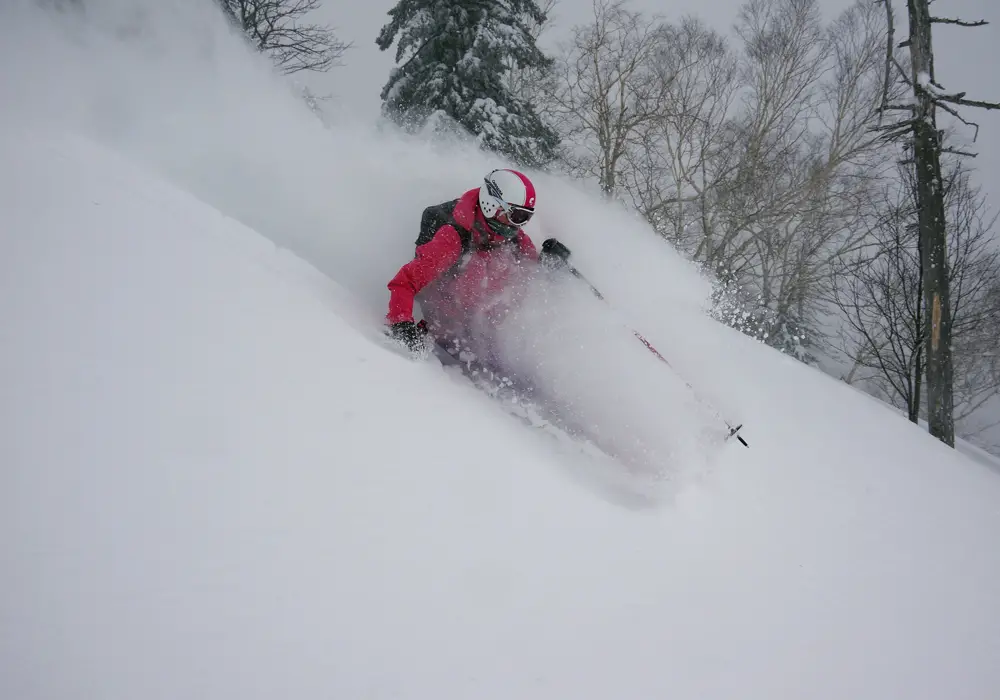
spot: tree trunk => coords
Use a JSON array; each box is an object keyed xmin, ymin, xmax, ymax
[
  {"xmin": 907, "ymin": 0, "xmax": 954, "ymax": 445},
  {"xmin": 911, "ymin": 191, "xmax": 924, "ymax": 425},
  {"xmin": 911, "ymin": 342, "xmax": 923, "ymax": 423}
]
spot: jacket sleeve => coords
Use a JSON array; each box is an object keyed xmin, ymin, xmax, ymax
[{"xmin": 386, "ymin": 225, "xmax": 464, "ymax": 324}]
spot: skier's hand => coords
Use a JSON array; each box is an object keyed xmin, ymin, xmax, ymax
[
  {"xmin": 540, "ymin": 238, "xmax": 572, "ymax": 268},
  {"xmin": 389, "ymin": 320, "xmax": 428, "ymax": 353}
]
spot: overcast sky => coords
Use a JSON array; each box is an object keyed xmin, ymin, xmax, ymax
[{"xmin": 310, "ymin": 0, "xmax": 1000, "ymax": 196}]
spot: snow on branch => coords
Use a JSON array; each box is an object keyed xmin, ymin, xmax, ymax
[{"xmin": 930, "ymin": 17, "xmax": 989, "ymax": 28}]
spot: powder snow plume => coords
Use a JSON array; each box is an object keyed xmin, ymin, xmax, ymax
[{"xmin": 0, "ymin": 0, "xmax": 724, "ymax": 480}]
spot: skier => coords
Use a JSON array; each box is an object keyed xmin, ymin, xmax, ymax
[
  {"xmin": 385, "ymin": 168, "xmax": 569, "ymax": 358},
  {"xmin": 383, "ymin": 170, "xmax": 750, "ymax": 451}
]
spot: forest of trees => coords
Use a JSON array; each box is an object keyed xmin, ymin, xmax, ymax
[{"xmin": 222, "ymin": 0, "xmax": 1000, "ymax": 454}]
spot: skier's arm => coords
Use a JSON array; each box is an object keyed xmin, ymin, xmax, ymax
[{"xmin": 386, "ymin": 226, "xmax": 464, "ymax": 324}]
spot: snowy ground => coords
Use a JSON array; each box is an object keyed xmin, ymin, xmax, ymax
[{"xmin": 2, "ymin": 2, "xmax": 1000, "ymax": 699}]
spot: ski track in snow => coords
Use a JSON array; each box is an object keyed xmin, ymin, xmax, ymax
[{"xmin": 2, "ymin": 3, "xmax": 1000, "ymax": 699}]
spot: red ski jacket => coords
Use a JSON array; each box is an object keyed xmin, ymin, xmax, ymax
[{"xmin": 386, "ymin": 188, "xmax": 538, "ymax": 326}]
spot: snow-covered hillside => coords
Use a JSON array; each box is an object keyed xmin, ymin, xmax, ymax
[{"xmin": 2, "ymin": 2, "xmax": 1000, "ymax": 699}]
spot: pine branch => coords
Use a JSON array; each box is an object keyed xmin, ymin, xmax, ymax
[
  {"xmin": 930, "ymin": 17, "xmax": 988, "ymax": 28},
  {"xmin": 395, "ymin": 33, "xmax": 442, "ymax": 73}
]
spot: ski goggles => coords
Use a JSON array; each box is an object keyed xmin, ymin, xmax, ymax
[{"xmin": 502, "ymin": 203, "xmax": 535, "ymax": 226}]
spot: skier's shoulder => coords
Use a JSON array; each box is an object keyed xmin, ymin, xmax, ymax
[
  {"xmin": 450, "ymin": 188, "xmax": 481, "ymax": 231},
  {"xmin": 421, "ymin": 222, "xmax": 465, "ymax": 256}
]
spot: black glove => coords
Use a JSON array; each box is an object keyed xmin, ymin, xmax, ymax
[
  {"xmin": 389, "ymin": 320, "xmax": 428, "ymax": 352},
  {"xmin": 540, "ymin": 238, "xmax": 572, "ymax": 268}
]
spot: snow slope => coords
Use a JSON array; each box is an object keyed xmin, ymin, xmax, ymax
[{"xmin": 3, "ymin": 2, "xmax": 1000, "ymax": 699}]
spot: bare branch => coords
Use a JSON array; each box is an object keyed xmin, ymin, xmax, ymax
[
  {"xmin": 219, "ymin": 0, "xmax": 351, "ymax": 74},
  {"xmin": 934, "ymin": 99, "xmax": 981, "ymax": 141},
  {"xmin": 942, "ymin": 147, "xmax": 978, "ymax": 158},
  {"xmin": 891, "ymin": 56, "xmax": 913, "ymax": 85},
  {"xmin": 936, "ymin": 95, "xmax": 1000, "ymax": 111},
  {"xmin": 930, "ymin": 17, "xmax": 988, "ymax": 28},
  {"xmin": 877, "ymin": 0, "xmax": 895, "ymax": 124}
]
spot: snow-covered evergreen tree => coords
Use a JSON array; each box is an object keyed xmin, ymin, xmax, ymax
[{"xmin": 376, "ymin": 0, "xmax": 559, "ymax": 167}]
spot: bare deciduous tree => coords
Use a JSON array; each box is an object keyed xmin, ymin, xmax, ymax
[
  {"xmin": 218, "ymin": 0, "xmax": 351, "ymax": 74},
  {"xmin": 873, "ymin": 0, "xmax": 1000, "ymax": 446},
  {"xmin": 703, "ymin": 0, "xmax": 893, "ymax": 358},
  {"xmin": 833, "ymin": 160, "xmax": 1000, "ymax": 427},
  {"xmin": 543, "ymin": 0, "xmax": 895, "ymax": 359},
  {"xmin": 544, "ymin": 0, "xmax": 676, "ymax": 194},
  {"xmin": 620, "ymin": 17, "xmax": 739, "ymax": 257}
]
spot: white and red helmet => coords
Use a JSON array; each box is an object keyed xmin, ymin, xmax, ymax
[{"xmin": 479, "ymin": 169, "xmax": 536, "ymax": 227}]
